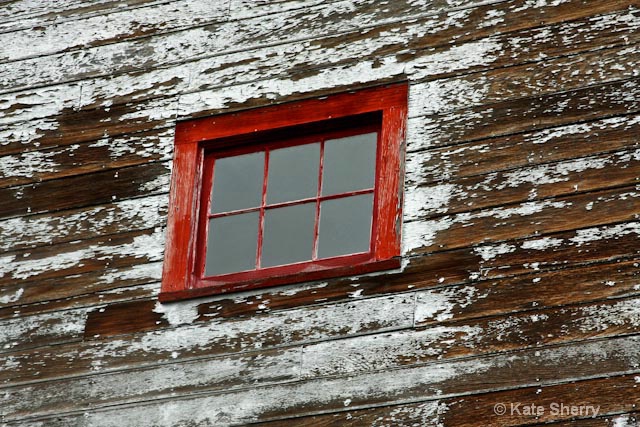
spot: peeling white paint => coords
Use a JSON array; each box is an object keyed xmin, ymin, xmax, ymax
[
  {"xmin": 403, "ymin": 199, "xmax": 569, "ymax": 253},
  {"xmin": 521, "ymin": 237, "xmax": 564, "ymax": 251},
  {"xmin": 474, "ymin": 243, "xmax": 516, "ymax": 261},
  {"xmin": 415, "ymin": 286, "xmax": 487, "ymax": 323},
  {"xmin": 404, "ymin": 183, "xmax": 459, "ymax": 219},
  {"xmin": 0, "ymin": 288, "xmax": 24, "ymax": 305},
  {"xmin": 0, "ymin": 194, "xmax": 168, "ymax": 253},
  {"xmin": 578, "ymin": 299, "xmax": 640, "ymax": 333},
  {"xmin": 569, "ymin": 222, "xmax": 640, "ymax": 247},
  {"xmin": 0, "ymin": 230, "xmax": 165, "ymax": 282},
  {"xmin": 0, "ymin": 308, "xmax": 87, "ymax": 351}
]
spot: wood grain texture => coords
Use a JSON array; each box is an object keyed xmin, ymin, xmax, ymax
[
  {"xmin": 84, "ymin": 256, "xmax": 640, "ymax": 339},
  {"xmin": 2, "ymin": 0, "xmax": 640, "ymax": 424},
  {"xmin": 6, "ymin": 335, "xmax": 638, "ymax": 425},
  {"xmin": 0, "ymin": 0, "xmax": 494, "ymax": 92},
  {"xmin": 0, "ymin": 294, "xmax": 415, "ymax": 386},
  {"xmin": 0, "ymin": 161, "xmax": 170, "ymax": 219},
  {"xmin": 405, "ymin": 184, "xmax": 640, "ymax": 255},
  {"xmin": 407, "ymin": 113, "xmax": 640, "ymax": 186},
  {"xmin": 255, "ymin": 372, "xmax": 640, "ymax": 427},
  {"xmin": 0, "ymin": 0, "xmax": 229, "ymax": 63},
  {"xmin": 2, "ymin": 0, "xmax": 636, "ymax": 152},
  {"xmin": 411, "ymin": 147, "xmax": 640, "ymax": 219},
  {"xmin": 0, "ymin": 127, "xmax": 174, "ymax": 189},
  {"xmin": 0, "ymin": 228, "xmax": 164, "ymax": 293},
  {"xmin": 0, "ymin": 193, "xmax": 168, "ymax": 253}
]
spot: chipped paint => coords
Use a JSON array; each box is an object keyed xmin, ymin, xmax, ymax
[
  {"xmin": 474, "ymin": 243, "xmax": 517, "ymax": 261},
  {"xmin": 0, "ymin": 230, "xmax": 165, "ymax": 282},
  {"xmin": 578, "ymin": 299, "xmax": 640, "ymax": 333},
  {"xmin": 521, "ymin": 237, "xmax": 564, "ymax": 251},
  {"xmin": 0, "ymin": 288, "xmax": 24, "ymax": 305},
  {"xmin": 1, "ymin": 0, "xmax": 639, "ymax": 425},
  {"xmin": 403, "ymin": 199, "xmax": 570, "ymax": 253},
  {"xmin": 0, "ymin": 194, "xmax": 168, "ymax": 253},
  {"xmin": 415, "ymin": 286, "xmax": 488, "ymax": 323}
]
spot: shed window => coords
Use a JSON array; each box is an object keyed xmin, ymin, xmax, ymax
[{"xmin": 160, "ymin": 83, "xmax": 408, "ymax": 301}]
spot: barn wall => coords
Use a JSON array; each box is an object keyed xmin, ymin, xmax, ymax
[{"xmin": 1, "ymin": 0, "xmax": 639, "ymax": 425}]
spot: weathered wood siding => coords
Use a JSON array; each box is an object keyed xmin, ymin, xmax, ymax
[{"xmin": 1, "ymin": 0, "xmax": 639, "ymax": 425}]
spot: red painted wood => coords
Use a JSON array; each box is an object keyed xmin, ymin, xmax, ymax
[
  {"xmin": 159, "ymin": 258, "xmax": 401, "ymax": 302},
  {"xmin": 174, "ymin": 84, "xmax": 408, "ymax": 145},
  {"xmin": 161, "ymin": 82, "xmax": 408, "ymax": 300},
  {"xmin": 160, "ymin": 140, "xmax": 202, "ymax": 294}
]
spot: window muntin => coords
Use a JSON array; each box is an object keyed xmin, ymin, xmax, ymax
[{"xmin": 199, "ymin": 127, "xmax": 379, "ymax": 282}]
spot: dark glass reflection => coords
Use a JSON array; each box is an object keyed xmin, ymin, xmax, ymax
[
  {"xmin": 262, "ymin": 203, "xmax": 315, "ymax": 267},
  {"xmin": 205, "ymin": 212, "xmax": 259, "ymax": 276},
  {"xmin": 211, "ymin": 152, "xmax": 264, "ymax": 213},
  {"xmin": 318, "ymin": 193, "xmax": 373, "ymax": 259},
  {"xmin": 267, "ymin": 143, "xmax": 320, "ymax": 204},
  {"xmin": 322, "ymin": 132, "xmax": 377, "ymax": 196}
]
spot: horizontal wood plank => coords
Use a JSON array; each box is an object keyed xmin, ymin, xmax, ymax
[
  {"xmin": 256, "ymin": 372, "xmax": 640, "ymax": 427},
  {"xmin": 0, "ymin": 283, "xmax": 158, "ymax": 322},
  {"xmin": 0, "ymin": 161, "xmax": 170, "ymax": 220},
  {"xmin": 0, "ymin": 0, "xmax": 172, "ymax": 30},
  {"xmin": 405, "ymin": 184, "xmax": 640, "ymax": 255},
  {"xmin": 406, "ymin": 113, "xmax": 640, "ymax": 186},
  {"xmin": 0, "ymin": 308, "xmax": 87, "ymax": 354},
  {"xmin": 0, "ymin": 293, "xmax": 415, "ymax": 386},
  {"xmin": 0, "ymin": 1, "xmax": 229, "ymax": 63},
  {"xmin": 0, "ymin": 346, "xmax": 302, "ymax": 422},
  {"xmin": 0, "ymin": 0, "xmax": 496, "ymax": 92},
  {"xmin": 0, "ymin": 228, "xmax": 164, "ymax": 291},
  {"xmin": 8, "ymin": 335, "xmax": 638, "ymax": 425},
  {"xmin": 414, "ymin": 259, "xmax": 640, "ymax": 326},
  {"xmin": 3, "ymin": 1, "xmax": 636, "ymax": 149},
  {"xmin": 0, "ymin": 193, "xmax": 167, "ymax": 254},
  {"xmin": 301, "ymin": 295, "xmax": 640, "ymax": 379},
  {"xmin": 0, "ymin": 123, "xmax": 174, "ymax": 189},
  {"xmin": 409, "ymin": 77, "xmax": 640, "ymax": 152},
  {"xmin": 408, "ymin": 147, "xmax": 640, "ymax": 219},
  {"xmin": 0, "ymin": 262, "xmax": 162, "ymax": 311},
  {"xmin": 84, "ymin": 256, "xmax": 640, "ymax": 339}
]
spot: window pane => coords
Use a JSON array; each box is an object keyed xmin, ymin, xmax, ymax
[
  {"xmin": 322, "ymin": 132, "xmax": 377, "ymax": 196},
  {"xmin": 205, "ymin": 212, "xmax": 259, "ymax": 276},
  {"xmin": 211, "ymin": 152, "xmax": 264, "ymax": 213},
  {"xmin": 262, "ymin": 203, "xmax": 315, "ymax": 267},
  {"xmin": 267, "ymin": 143, "xmax": 320, "ymax": 204},
  {"xmin": 318, "ymin": 193, "xmax": 373, "ymax": 259}
]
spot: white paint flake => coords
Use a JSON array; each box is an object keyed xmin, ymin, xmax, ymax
[
  {"xmin": 408, "ymin": 38, "xmax": 503, "ymax": 81},
  {"xmin": 578, "ymin": 299, "xmax": 640, "ymax": 333},
  {"xmin": 0, "ymin": 230, "xmax": 165, "ymax": 282},
  {"xmin": 521, "ymin": 237, "xmax": 564, "ymax": 251},
  {"xmin": 0, "ymin": 288, "xmax": 24, "ymax": 305},
  {"xmin": 569, "ymin": 222, "xmax": 640, "ymax": 247},
  {"xmin": 474, "ymin": 243, "xmax": 516, "ymax": 261},
  {"xmin": 404, "ymin": 183, "xmax": 459, "ymax": 219},
  {"xmin": 153, "ymin": 301, "xmax": 199, "ymax": 326},
  {"xmin": 415, "ymin": 286, "xmax": 486, "ymax": 323}
]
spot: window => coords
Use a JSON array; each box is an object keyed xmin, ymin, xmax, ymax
[{"xmin": 160, "ymin": 83, "xmax": 408, "ymax": 301}]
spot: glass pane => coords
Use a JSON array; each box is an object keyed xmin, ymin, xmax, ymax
[
  {"xmin": 322, "ymin": 132, "xmax": 377, "ymax": 196},
  {"xmin": 205, "ymin": 212, "xmax": 259, "ymax": 276},
  {"xmin": 318, "ymin": 193, "xmax": 373, "ymax": 259},
  {"xmin": 211, "ymin": 152, "xmax": 264, "ymax": 213},
  {"xmin": 267, "ymin": 143, "xmax": 320, "ymax": 204},
  {"xmin": 262, "ymin": 203, "xmax": 315, "ymax": 267}
]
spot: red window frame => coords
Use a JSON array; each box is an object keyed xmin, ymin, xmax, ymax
[{"xmin": 160, "ymin": 83, "xmax": 408, "ymax": 302}]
